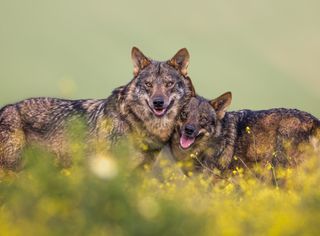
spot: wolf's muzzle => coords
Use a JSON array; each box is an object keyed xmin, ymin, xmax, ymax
[{"xmin": 153, "ymin": 97, "xmax": 165, "ymax": 109}]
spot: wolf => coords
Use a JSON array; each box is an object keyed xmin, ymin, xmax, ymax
[
  {"xmin": 170, "ymin": 92, "xmax": 320, "ymax": 174},
  {"xmin": 0, "ymin": 47, "xmax": 195, "ymax": 170}
]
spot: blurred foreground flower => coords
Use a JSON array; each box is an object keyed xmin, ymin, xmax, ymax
[
  {"xmin": 138, "ymin": 196, "xmax": 160, "ymax": 219},
  {"xmin": 89, "ymin": 154, "xmax": 118, "ymax": 179}
]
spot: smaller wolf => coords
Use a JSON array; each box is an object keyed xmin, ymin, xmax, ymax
[
  {"xmin": 0, "ymin": 47, "xmax": 195, "ymax": 170},
  {"xmin": 170, "ymin": 92, "xmax": 320, "ymax": 174}
]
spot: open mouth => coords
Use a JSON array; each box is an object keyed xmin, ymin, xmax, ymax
[
  {"xmin": 153, "ymin": 108, "xmax": 166, "ymax": 116},
  {"xmin": 179, "ymin": 132, "xmax": 204, "ymax": 150},
  {"xmin": 180, "ymin": 134, "xmax": 196, "ymax": 149},
  {"xmin": 146, "ymin": 100, "xmax": 175, "ymax": 118}
]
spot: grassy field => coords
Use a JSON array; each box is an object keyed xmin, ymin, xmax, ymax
[
  {"xmin": 1, "ymin": 1, "xmax": 320, "ymax": 235},
  {"xmin": 1, "ymin": 140, "xmax": 320, "ymax": 236}
]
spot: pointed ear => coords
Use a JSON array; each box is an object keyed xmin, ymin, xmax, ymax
[
  {"xmin": 168, "ymin": 48, "xmax": 190, "ymax": 76},
  {"xmin": 131, "ymin": 47, "xmax": 151, "ymax": 77},
  {"xmin": 210, "ymin": 92, "xmax": 232, "ymax": 120}
]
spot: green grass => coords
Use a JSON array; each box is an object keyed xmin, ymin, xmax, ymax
[{"xmin": 1, "ymin": 139, "xmax": 320, "ymax": 236}]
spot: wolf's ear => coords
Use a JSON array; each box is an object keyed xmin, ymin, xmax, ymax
[
  {"xmin": 131, "ymin": 47, "xmax": 151, "ymax": 77},
  {"xmin": 210, "ymin": 92, "xmax": 232, "ymax": 120},
  {"xmin": 168, "ymin": 48, "xmax": 190, "ymax": 76}
]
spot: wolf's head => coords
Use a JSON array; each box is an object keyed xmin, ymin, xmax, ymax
[
  {"xmin": 171, "ymin": 92, "xmax": 232, "ymax": 161},
  {"xmin": 122, "ymin": 47, "xmax": 195, "ymax": 142}
]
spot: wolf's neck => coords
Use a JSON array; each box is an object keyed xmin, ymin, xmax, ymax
[
  {"xmin": 210, "ymin": 112, "xmax": 239, "ymax": 169},
  {"xmin": 126, "ymin": 109, "xmax": 175, "ymax": 143}
]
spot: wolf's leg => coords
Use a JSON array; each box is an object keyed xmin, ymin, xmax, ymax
[
  {"xmin": 273, "ymin": 134, "xmax": 290, "ymax": 166},
  {"xmin": 0, "ymin": 105, "xmax": 26, "ymax": 170},
  {"xmin": 217, "ymin": 114, "xmax": 237, "ymax": 170}
]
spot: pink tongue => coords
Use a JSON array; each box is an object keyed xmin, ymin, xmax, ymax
[
  {"xmin": 180, "ymin": 135, "xmax": 195, "ymax": 149},
  {"xmin": 154, "ymin": 109, "xmax": 166, "ymax": 116}
]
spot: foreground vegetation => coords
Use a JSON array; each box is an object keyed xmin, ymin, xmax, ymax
[{"xmin": 1, "ymin": 139, "xmax": 320, "ymax": 236}]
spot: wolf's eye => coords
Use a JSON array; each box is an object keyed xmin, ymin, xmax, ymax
[
  {"xmin": 166, "ymin": 81, "xmax": 174, "ymax": 87},
  {"xmin": 145, "ymin": 82, "xmax": 152, "ymax": 88},
  {"xmin": 180, "ymin": 111, "xmax": 188, "ymax": 120}
]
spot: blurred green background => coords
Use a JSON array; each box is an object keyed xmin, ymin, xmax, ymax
[{"xmin": 1, "ymin": 0, "xmax": 319, "ymax": 116}]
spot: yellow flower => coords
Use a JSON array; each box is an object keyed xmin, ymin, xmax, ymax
[
  {"xmin": 89, "ymin": 154, "xmax": 118, "ymax": 179},
  {"xmin": 139, "ymin": 143, "xmax": 149, "ymax": 151},
  {"xmin": 246, "ymin": 126, "xmax": 251, "ymax": 134},
  {"xmin": 60, "ymin": 169, "xmax": 71, "ymax": 176},
  {"xmin": 266, "ymin": 162, "xmax": 272, "ymax": 170},
  {"xmin": 236, "ymin": 166, "xmax": 244, "ymax": 174},
  {"xmin": 225, "ymin": 183, "xmax": 235, "ymax": 193}
]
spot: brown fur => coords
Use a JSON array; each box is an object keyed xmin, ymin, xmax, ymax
[
  {"xmin": 170, "ymin": 93, "xmax": 320, "ymax": 174},
  {"xmin": 0, "ymin": 48, "xmax": 195, "ymax": 170}
]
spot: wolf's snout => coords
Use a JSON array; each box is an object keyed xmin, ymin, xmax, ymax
[
  {"xmin": 148, "ymin": 96, "xmax": 168, "ymax": 117},
  {"xmin": 153, "ymin": 97, "xmax": 165, "ymax": 109},
  {"xmin": 180, "ymin": 124, "xmax": 197, "ymax": 149},
  {"xmin": 184, "ymin": 124, "xmax": 196, "ymax": 136}
]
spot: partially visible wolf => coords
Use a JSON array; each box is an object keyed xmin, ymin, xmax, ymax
[
  {"xmin": 170, "ymin": 92, "xmax": 320, "ymax": 174},
  {"xmin": 0, "ymin": 47, "xmax": 195, "ymax": 169}
]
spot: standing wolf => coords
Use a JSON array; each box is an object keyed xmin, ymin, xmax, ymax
[
  {"xmin": 171, "ymin": 92, "xmax": 320, "ymax": 174},
  {"xmin": 0, "ymin": 47, "xmax": 195, "ymax": 169}
]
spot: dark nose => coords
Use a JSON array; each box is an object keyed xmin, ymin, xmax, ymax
[
  {"xmin": 184, "ymin": 124, "xmax": 195, "ymax": 136},
  {"xmin": 153, "ymin": 97, "xmax": 164, "ymax": 109}
]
